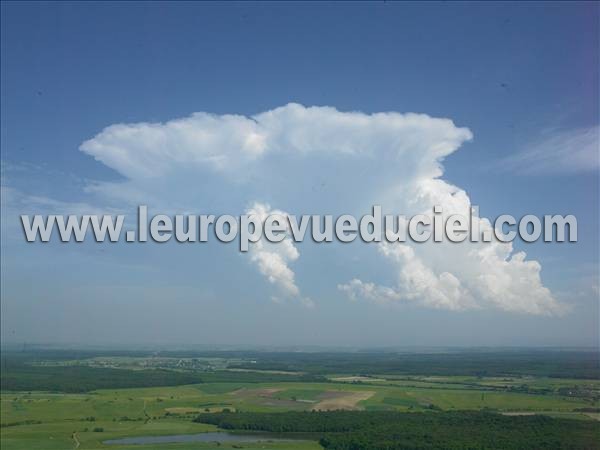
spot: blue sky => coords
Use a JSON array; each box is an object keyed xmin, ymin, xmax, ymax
[{"xmin": 1, "ymin": 2, "xmax": 598, "ymax": 347}]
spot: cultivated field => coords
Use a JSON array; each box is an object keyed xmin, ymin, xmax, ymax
[{"xmin": 2, "ymin": 350, "xmax": 599, "ymax": 449}]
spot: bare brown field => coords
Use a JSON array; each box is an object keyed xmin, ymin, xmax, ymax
[{"xmin": 312, "ymin": 390, "xmax": 375, "ymax": 411}]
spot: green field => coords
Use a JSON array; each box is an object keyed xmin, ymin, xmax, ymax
[
  {"xmin": 3, "ymin": 378, "xmax": 599, "ymax": 449},
  {"xmin": 1, "ymin": 350, "xmax": 599, "ymax": 449}
]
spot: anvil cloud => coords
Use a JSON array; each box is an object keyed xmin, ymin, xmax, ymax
[{"xmin": 79, "ymin": 103, "xmax": 564, "ymax": 315}]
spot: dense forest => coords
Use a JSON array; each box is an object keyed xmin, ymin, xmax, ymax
[
  {"xmin": 0, "ymin": 356, "xmax": 322, "ymax": 392},
  {"xmin": 2, "ymin": 348, "xmax": 598, "ymax": 392},
  {"xmin": 0, "ymin": 363, "xmax": 202, "ymax": 393},
  {"xmin": 225, "ymin": 350, "xmax": 600, "ymax": 379},
  {"xmin": 194, "ymin": 410, "xmax": 600, "ymax": 449},
  {"xmin": 3, "ymin": 348, "xmax": 598, "ymax": 378}
]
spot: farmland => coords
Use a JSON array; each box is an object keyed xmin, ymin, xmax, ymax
[{"xmin": 1, "ymin": 349, "xmax": 599, "ymax": 449}]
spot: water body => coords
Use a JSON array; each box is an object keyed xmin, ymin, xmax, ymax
[{"xmin": 104, "ymin": 431, "xmax": 302, "ymax": 445}]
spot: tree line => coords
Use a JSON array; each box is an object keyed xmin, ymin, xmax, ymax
[{"xmin": 194, "ymin": 410, "xmax": 600, "ymax": 449}]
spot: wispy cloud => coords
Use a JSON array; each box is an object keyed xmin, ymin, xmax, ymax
[{"xmin": 500, "ymin": 125, "xmax": 599, "ymax": 175}]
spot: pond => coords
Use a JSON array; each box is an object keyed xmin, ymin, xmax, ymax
[{"xmin": 104, "ymin": 431, "xmax": 304, "ymax": 445}]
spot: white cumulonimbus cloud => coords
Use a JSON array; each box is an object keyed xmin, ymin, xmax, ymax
[
  {"xmin": 244, "ymin": 202, "xmax": 313, "ymax": 308},
  {"xmin": 78, "ymin": 103, "xmax": 564, "ymax": 315}
]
